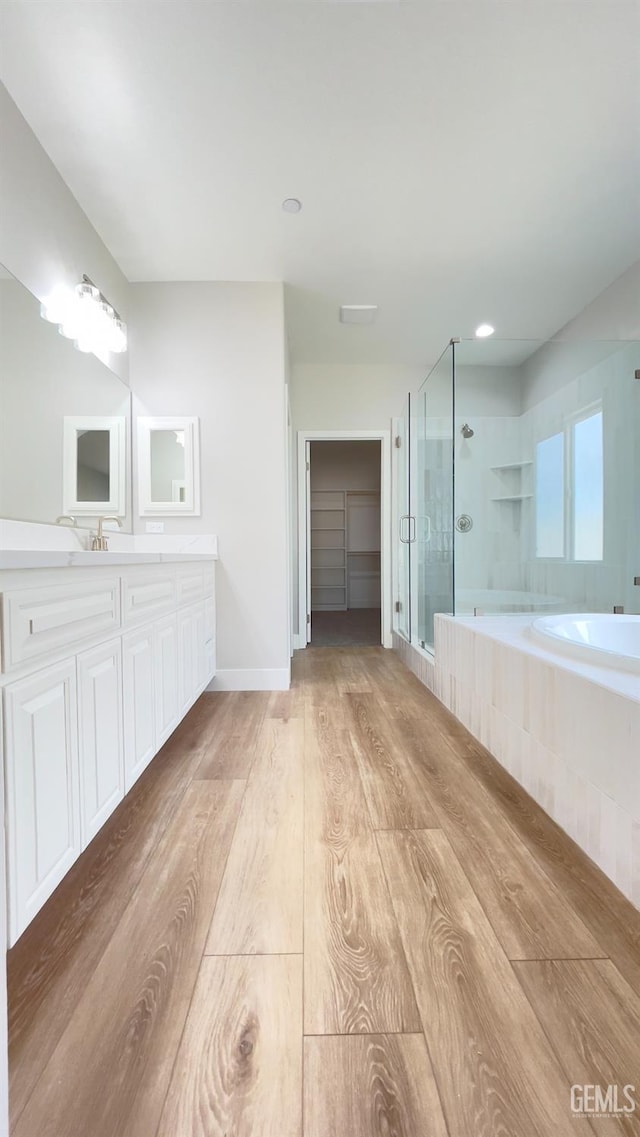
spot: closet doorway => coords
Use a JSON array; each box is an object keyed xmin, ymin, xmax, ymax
[{"xmin": 300, "ymin": 435, "xmax": 390, "ymax": 648}]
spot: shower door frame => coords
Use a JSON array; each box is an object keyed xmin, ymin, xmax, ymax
[{"xmin": 296, "ymin": 429, "xmax": 392, "ymax": 650}]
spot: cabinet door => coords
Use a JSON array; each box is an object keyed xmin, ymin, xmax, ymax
[
  {"xmin": 154, "ymin": 614, "xmax": 179, "ymax": 748},
  {"xmin": 204, "ymin": 596, "xmax": 216, "ymax": 685},
  {"xmin": 122, "ymin": 626, "xmax": 156, "ymax": 792},
  {"xmin": 4, "ymin": 659, "xmax": 80, "ymax": 944},
  {"xmin": 195, "ymin": 602, "xmax": 207, "ymax": 691},
  {"xmin": 177, "ymin": 605, "xmax": 198, "ymax": 716},
  {"xmin": 77, "ymin": 639, "xmax": 124, "ymax": 846}
]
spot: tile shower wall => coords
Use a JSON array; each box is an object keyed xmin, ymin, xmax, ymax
[
  {"xmin": 394, "ymin": 618, "xmax": 640, "ymax": 911},
  {"xmin": 454, "ymin": 414, "xmax": 525, "ymax": 597},
  {"xmin": 454, "ymin": 343, "xmax": 640, "ymax": 615}
]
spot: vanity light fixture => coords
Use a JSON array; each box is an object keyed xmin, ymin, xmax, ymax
[
  {"xmin": 41, "ymin": 275, "xmax": 127, "ymax": 355},
  {"xmin": 475, "ymin": 323, "xmax": 495, "ymax": 338}
]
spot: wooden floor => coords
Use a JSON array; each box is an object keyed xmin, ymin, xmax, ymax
[{"xmin": 8, "ymin": 648, "xmax": 640, "ymax": 1137}]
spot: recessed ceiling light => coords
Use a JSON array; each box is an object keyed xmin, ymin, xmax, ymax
[
  {"xmin": 475, "ymin": 323, "xmax": 495, "ymax": 338},
  {"xmin": 340, "ymin": 305, "xmax": 378, "ymax": 325},
  {"xmin": 282, "ymin": 198, "xmax": 302, "ymax": 213}
]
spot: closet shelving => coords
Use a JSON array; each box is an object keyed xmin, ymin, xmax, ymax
[
  {"xmin": 346, "ymin": 491, "xmax": 381, "ymax": 609},
  {"xmin": 310, "ymin": 490, "xmax": 347, "ymax": 610},
  {"xmin": 310, "ymin": 489, "xmax": 381, "ymax": 611}
]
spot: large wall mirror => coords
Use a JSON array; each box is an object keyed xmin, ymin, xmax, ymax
[{"xmin": 0, "ymin": 263, "xmax": 132, "ymax": 530}]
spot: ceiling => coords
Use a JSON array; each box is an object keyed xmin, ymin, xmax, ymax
[{"xmin": 1, "ymin": 1, "xmax": 639, "ymax": 366}]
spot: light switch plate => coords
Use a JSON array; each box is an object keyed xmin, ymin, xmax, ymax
[{"xmin": 145, "ymin": 521, "xmax": 165, "ymax": 533}]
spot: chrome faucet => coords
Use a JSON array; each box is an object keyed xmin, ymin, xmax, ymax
[
  {"xmin": 91, "ymin": 516, "xmax": 122, "ymax": 551},
  {"xmin": 55, "ymin": 514, "xmax": 77, "ymax": 526}
]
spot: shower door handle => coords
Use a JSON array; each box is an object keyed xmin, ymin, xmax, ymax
[
  {"xmin": 423, "ymin": 515, "xmax": 432, "ymax": 542},
  {"xmin": 399, "ymin": 515, "xmax": 410, "ymax": 543},
  {"xmin": 408, "ymin": 515, "xmax": 417, "ymax": 543}
]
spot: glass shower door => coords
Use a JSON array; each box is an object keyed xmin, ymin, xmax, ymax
[
  {"xmin": 414, "ymin": 344, "xmax": 455, "ymax": 651},
  {"xmin": 395, "ymin": 395, "xmax": 412, "ymax": 640}
]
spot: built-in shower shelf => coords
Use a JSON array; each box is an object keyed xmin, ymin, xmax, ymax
[
  {"xmin": 491, "ymin": 461, "xmax": 533, "ymax": 471},
  {"xmin": 491, "ymin": 494, "xmax": 533, "ymax": 502}
]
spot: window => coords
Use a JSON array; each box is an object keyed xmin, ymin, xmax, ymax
[
  {"xmin": 535, "ymin": 406, "xmax": 603, "ymax": 562},
  {"xmin": 573, "ymin": 410, "xmax": 603, "ymax": 560},
  {"xmin": 535, "ymin": 432, "xmax": 565, "ymax": 557}
]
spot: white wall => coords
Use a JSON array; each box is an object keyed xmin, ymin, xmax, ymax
[
  {"xmin": 130, "ymin": 282, "xmax": 290, "ymax": 689},
  {"xmin": 522, "ymin": 258, "xmax": 640, "ymax": 410},
  {"xmin": 291, "ymin": 363, "xmax": 422, "ymax": 432},
  {"xmin": 291, "ymin": 359, "xmax": 523, "ymax": 432},
  {"xmin": 0, "ymin": 82, "xmax": 130, "ymax": 383}
]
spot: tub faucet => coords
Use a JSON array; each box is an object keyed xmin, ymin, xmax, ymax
[
  {"xmin": 91, "ymin": 516, "xmax": 122, "ymax": 551},
  {"xmin": 55, "ymin": 514, "xmax": 77, "ymax": 526}
]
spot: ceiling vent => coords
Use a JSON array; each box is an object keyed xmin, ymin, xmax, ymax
[{"xmin": 339, "ymin": 305, "xmax": 378, "ymax": 325}]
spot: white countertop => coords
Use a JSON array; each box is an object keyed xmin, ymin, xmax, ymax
[
  {"xmin": 0, "ymin": 519, "xmax": 219, "ymax": 569},
  {"xmin": 0, "ymin": 549, "xmax": 217, "ymax": 569}
]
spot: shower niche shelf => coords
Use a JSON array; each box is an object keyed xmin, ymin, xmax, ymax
[
  {"xmin": 490, "ymin": 459, "xmax": 533, "ymax": 505},
  {"xmin": 491, "ymin": 494, "xmax": 533, "ymax": 502},
  {"xmin": 490, "ymin": 461, "xmax": 532, "ymax": 471}
]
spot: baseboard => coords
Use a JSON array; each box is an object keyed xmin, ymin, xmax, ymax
[
  {"xmin": 207, "ymin": 667, "xmax": 291, "ymax": 692},
  {"xmin": 293, "ymin": 634, "xmax": 306, "ymax": 651}
]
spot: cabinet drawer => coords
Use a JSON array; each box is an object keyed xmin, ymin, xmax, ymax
[
  {"xmin": 176, "ymin": 564, "xmax": 205, "ymax": 607},
  {"xmin": 2, "ymin": 580, "xmax": 120, "ymax": 672},
  {"xmin": 121, "ymin": 570, "xmax": 176, "ymax": 627}
]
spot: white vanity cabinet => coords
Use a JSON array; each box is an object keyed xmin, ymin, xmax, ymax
[
  {"xmin": 0, "ymin": 558, "xmax": 216, "ymax": 944},
  {"xmin": 77, "ymin": 638, "xmax": 124, "ymax": 847},
  {"xmin": 154, "ymin": 614, "xmax": 179, "ymax": 746},
  {"xmin": 3, "ymin": 659, "xmax": 81, "ymax": 939},
  {"xmin": 177, "ymin": 603, "xmax": 200, "ymax": 718},
  {"xmin": 122, "ymin": 625, "xmax": 156, "ymax": 792}
]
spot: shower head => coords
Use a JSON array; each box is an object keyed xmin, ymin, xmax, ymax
[{"xmin": 461, "ymin": 423, "xmax": 474, "ymax": 439}]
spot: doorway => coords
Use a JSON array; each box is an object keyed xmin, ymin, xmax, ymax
[{"xmin": 307, "ymin": 439, "xmax": 382, "ymax": 647}]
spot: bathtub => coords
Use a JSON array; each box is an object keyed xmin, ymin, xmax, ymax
[
  {"xmin": 428, "ymin": 611, "xmax": 640, "ymax": 911},
  {"xmin": 530, "ymin": 613, "xmax": 640, "ymax": 675}
]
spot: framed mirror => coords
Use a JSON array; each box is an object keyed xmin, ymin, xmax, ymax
[
  {"xmin": 63, "ymin": 416, "xmax": 126, "ymax": 516},
  {"xmin": 137, "ymin": 416, "xmax": 200, "ymax": 515}
]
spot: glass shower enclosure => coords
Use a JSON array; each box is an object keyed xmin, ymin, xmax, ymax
[
  {"xmin": 395, "ymin": 342, "xmax": 455, "ymax": 653},
  {"xmin": 394, "ymin": 335, "xmax": 640, "ymax": 657}
]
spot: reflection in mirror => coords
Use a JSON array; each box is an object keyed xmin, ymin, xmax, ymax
[
  {"xmin": 0, "ymin": 262, "xmax": 132, "ymax": 530},
  {"xmin": 63, "ymin": 416, "xmax": 125, "ymax": 514},
  {"xmin": 150, "ymin": 429, "xmax": 186, "ymax": 502},
  {"xmin": 77, "ymin": 431, "xmax": 111, "ymax": 502}
]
